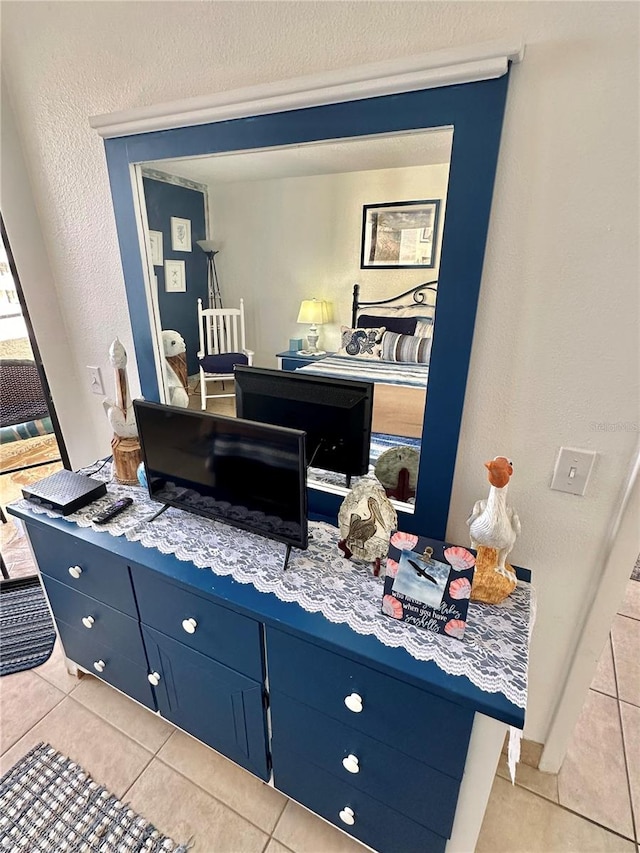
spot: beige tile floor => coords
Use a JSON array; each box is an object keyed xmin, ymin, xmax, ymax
[{"xmin": 1, "ymin": 531, "xmax": 639, "ymax": 852}]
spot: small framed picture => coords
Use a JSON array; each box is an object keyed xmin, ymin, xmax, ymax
[
  {"xmin": 170, "ymin": 217, "xmax": 192, "ymax": 252},
  {"xmin": 148, "ymin": 230, "xmax": 163, "ymax": 266},
  {"xmin": 361, "ymin": 199, "xmax": 441, "ymax": 269},
  {"xmin": 164, "ymin": 260, "xmax": 186, "ymax": 292}
]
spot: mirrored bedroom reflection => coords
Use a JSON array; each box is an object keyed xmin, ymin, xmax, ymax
[{"xmin": 136, "ymin": 127, "xmax": 453, "ymax": 511}]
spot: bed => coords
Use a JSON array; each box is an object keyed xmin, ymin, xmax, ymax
[{"xmin": 299, "ymin": 281, "xmax": 437, "ymax": 439}]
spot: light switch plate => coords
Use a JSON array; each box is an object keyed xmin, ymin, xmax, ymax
[
  {"xmin": 87, "ymin": 365, "xmax": 105, "ymax": 396},
  {"xmin": 550, "ymin": 447, "xmax": 596, "ymax": 496}
]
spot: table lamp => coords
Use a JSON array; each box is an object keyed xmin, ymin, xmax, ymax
[{"xmin": 297, "ymin": 298, "xmax": 330, "ymax": 354}]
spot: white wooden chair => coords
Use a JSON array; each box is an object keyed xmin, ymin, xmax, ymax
[{"xmin": 196, "ymin": 298, "xmax": 254, "ymax": 410}]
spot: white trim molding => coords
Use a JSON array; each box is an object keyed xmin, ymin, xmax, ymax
[{"xmin": 90, "ymin": 40, "xmax": 524, "ymax": 138}]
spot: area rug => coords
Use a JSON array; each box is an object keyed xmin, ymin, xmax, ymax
[
  {"xmin": 0, "ymin": 743, "xmax": 189, "ymax": 852},
  {"xmin": 0, "ymin": 576, "xmax": 55, "ymax": 677}
]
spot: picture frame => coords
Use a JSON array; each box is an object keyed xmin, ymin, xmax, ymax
[
  {"xmin": 170, "ymin": 216, "xmax": 192, "ymax": 252},
  {"xmin": 148, "ymin": 230, "xmax": 163, "ymax": 266},
  {"xmin": 361, "ymin": 199, "xmax": 441, "ymax": 269},
  {"xmin": 164, "ymin": 259, "xmax": 186, "ymax": 292}
]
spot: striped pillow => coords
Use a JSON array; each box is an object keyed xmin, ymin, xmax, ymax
[{"xmin": 381, "ymin": 331, "xmax": 432, "ymax": 364}]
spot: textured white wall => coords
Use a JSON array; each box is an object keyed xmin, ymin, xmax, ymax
[
  {"xmin": 1, "ymin": 2, "xmax": 638, "ymax": 751},
  {"xmin": 210, "ymin": 163, "xmax": 450, "ymax": 365}
]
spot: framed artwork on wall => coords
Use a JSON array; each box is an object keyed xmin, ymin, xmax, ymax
[
  {"xmin": 164, "ymin": 259, "xmax": 186, "ymax": 292},
  {"xmin": 149, "ymin": 230, "xmax": 163, "ymax": 266},
  {"xmin": 361, "ymin": 200, "xmax": 441, "ymax": 269},
  {"xmin": 170, "ymin": 217, "xmax": 192, "ymax": 251}
]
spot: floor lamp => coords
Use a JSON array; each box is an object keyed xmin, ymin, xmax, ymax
[{"xmin": 196, "ymin": 240, "xmax": 223, "ymax": 309}]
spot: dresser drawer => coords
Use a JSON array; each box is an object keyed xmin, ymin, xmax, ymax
[
  {"xmin": 270, "ymin": 692, "xmax": 459, "ymax": 838},
  {"xmin": 281, "ymin": 357, "xmax": 307, "ymax": 371},
  {"xmin": 26, "ymin": 523, "xmax": 137, "ymax": 617},
  {"xmin": 56, "ymin": 619, "xmax": 156, "ymax": 709},
  {"xmin": 132, "ymin": 566, "xmax": 264, "ymax": 681},
  {"xmin": 42, "ymin": 575, "xmax": 148, "ymax": 668},
  {"xmin": 274, "ymin": 747, "xmax": 446, "ymax": 853},
  {"xmin": 267, "ymin": 628, "xmax": 473, "ymax": 778}
]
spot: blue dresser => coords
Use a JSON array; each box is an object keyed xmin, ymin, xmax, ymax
[{"xmin": 10, "ymin": 506, "xmax": 529, "ymax": 853}]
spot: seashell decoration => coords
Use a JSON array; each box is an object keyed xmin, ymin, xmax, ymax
[
  {"xmin": 449, "ymin": 577, "xmax": 472, "ymax": 601},
  {"xmin": 385, "ymin": 558, "xmax": 399, "ymax": 578},
  {"xmin": 390, "ymin": 531, "xmax": 419, "ymax": 552},
  {"xmin": 443, "ymin": 546, "xmax": 476, "ymax": 571},
  {"xmin": 444, "ymin": 619, "xmax": 467, "ymax": 639},
  {"xmin": 382, "ymin": 595, "xmax": 403, "ymax": 619}
]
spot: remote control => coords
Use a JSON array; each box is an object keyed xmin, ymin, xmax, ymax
[{"xmin": 92, "ymin": 497, "xmax": 133, "ymax": 524}]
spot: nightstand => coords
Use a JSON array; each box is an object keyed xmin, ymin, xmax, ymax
[{"xmin": 276, "ymin": 350, "xmax": 334, "ymax": 371}]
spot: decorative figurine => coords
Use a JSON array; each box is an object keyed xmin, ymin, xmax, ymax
[
  {"xmin": 338, "ymin": 479, "xmax": 397, "ymax": 575},
  {"xmin": 466, "ymin": 456, "xmax": 521, "ymax": 604},
  {"xmin": 103, "ymin": 338, "xmax": 142, "ymax": 485},
  {"xmin": 162, "ymin": 330, "xmax": 189, "ymax": 408}
]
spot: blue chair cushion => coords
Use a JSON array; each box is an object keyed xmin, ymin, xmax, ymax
[{"xmin": 199, "ymin": 352, "xmax": 249, "ymax": 374}]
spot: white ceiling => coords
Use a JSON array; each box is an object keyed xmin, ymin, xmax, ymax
[{"xmin": 143, "ymin": 127, "xmax": 453, "ymax": 185}]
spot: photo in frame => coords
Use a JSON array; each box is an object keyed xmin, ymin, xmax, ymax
[
  {"xmin": 170, "ymin": 217, "xmax": 192, "ymax": 252},
  {"xmin": 382, "ymin": 533, "xmax": 475, "ymax": 640},
  {"xmin": 164, "ymin": 259, "xmax": 186, "ymax": 293},
  {"xmin": 361, "ymin": 200, "xmax": 441, "ymax": 269},
  {"xmin": 148, "ymin": 230, "xmax": 163, "ymax": 266}
]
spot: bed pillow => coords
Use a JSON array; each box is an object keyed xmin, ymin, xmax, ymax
[
  {"xmin": 381, "ymin": 331, "xmax": 432, "ymax": 364},
  {"xmin": 339, "ymin": 326, "xmax": 385, "ymax": 358},
  {"xmin": 415, "ymin": 318, "xmax": 433, "ymax": 338},
  {"xmin": 357, "ymin": 313, "xmax": 418, "ymax": 336}
]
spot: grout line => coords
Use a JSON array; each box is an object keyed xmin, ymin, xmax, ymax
[
  {"xmin": 270, "ymin": 797, "xmax": 290, "ymax": 844},
  {"xmin": 65, "ymin": 680, "xmax": 173, "ymax": 756},
  {"xmin": 119, "ymin": 750, "xmax": 157, "ymax": 802},
  {"xmin": 152, "ymin": 751, "xmax": 282, "ymax": 838},
  {"xmin": 590, "ymin": 685, "xmax": 618, "ymax": 701},
  {"xmin": 612, "ymin": 632, "xmax": 639, "ymax": 845},
  {"xmin": 503, "ymin": 768, "xmax": 637, "ymax": 844},
  {"xmin": 0, "ymin": 677, "xmax": 68, "ymax": 759}
]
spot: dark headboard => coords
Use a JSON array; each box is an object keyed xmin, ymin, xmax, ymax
[{"xmin": 351, "ymin": 281, "xmax": 438, "ymax": 327}]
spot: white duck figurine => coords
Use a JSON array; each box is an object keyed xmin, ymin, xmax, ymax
[
  {"xmin": 467, "ymin": 456, "xmax": 521, "ymax": 580},
  {"xmin": 103, "ymin": 338, "xmax": 138, "ymax": 438}
]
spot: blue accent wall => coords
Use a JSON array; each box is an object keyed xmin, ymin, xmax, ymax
[{"xmin": 143, "ymin": 177, "xmax": 208, "ymax": 375}]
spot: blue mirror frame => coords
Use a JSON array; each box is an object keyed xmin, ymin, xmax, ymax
[{"xmin": 103, "ymin": 72, "xmax": 510, "ymax": 539}]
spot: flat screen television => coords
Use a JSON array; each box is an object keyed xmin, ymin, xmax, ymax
[
  {"xmin": 134, "ymin": 400, "xmax": 308, "ymax": 552},
  {"xmin": 235, "ymin": 366, "xmax": 374, "ymax": 481}
]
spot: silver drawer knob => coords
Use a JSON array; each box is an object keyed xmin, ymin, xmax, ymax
[
  {"xmin": 182, "ymin": 617, "xmax": 197, "ymax": 634},
  {"xmin": 81, "ymin": 616, "xmax": 95, "ymax": 629},
  {"xmin": 147, "ymin": 671, "xmax": 161, "ymax": 686},
  {"xmin": 68, "ymin": 565, "xmax": 83, "ymax": 579},
  {"xmin": 344, "ymin": 693, "xmax": 363, "ymax": 713},
  {"xmin": 342, "ymin": 754, "xmax": 360, "ymax": 774},
  {"xmin": 93, "ymin": 660, "xmax": 106, "ymax": 673},
  {"xmin": 339, "ymin": 807, "xmax": 355, "ymax": 826}
]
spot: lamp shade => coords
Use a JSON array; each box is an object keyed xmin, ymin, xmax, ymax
[
  {"xmin": 297, "ymin": 299, "xmax": 330, "ymax": 325},
  {"xmin": 196, "ymin": 239, "xmax": 217, "ymax": 254}
]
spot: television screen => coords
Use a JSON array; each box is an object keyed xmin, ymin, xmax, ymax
[
  {"xmin": 235, "ymin": 366, "xmax": 374, "ymax": 479},
  {"xmin": 134, "ymin": 400, "xmax": 308, "ymax": 550}
]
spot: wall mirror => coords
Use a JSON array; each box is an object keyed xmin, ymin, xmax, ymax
[
  {"xmin": 102, "ymin": 72, "xmax": 511, "ymax": 538},
  {"xmin": 134, "ymin": 127, "xmax": 453, "ymax": 516}
]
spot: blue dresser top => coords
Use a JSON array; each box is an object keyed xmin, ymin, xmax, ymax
[{"xmin": 9, "ymin": 502, "xmax": 529, "ymax": 729}]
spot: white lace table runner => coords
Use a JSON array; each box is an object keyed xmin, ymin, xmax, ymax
[{"xmin": 15, "ymin": 463, "xmax": 530, "ymax": 710}]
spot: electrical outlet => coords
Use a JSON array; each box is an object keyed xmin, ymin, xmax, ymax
[
  {"xmin": 550, "ymin": 447, "xmax": 596, "ymax": 496},
  {"xmin": 87, "ymin": 366, "xmax": 105, "ymax": 396}
]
